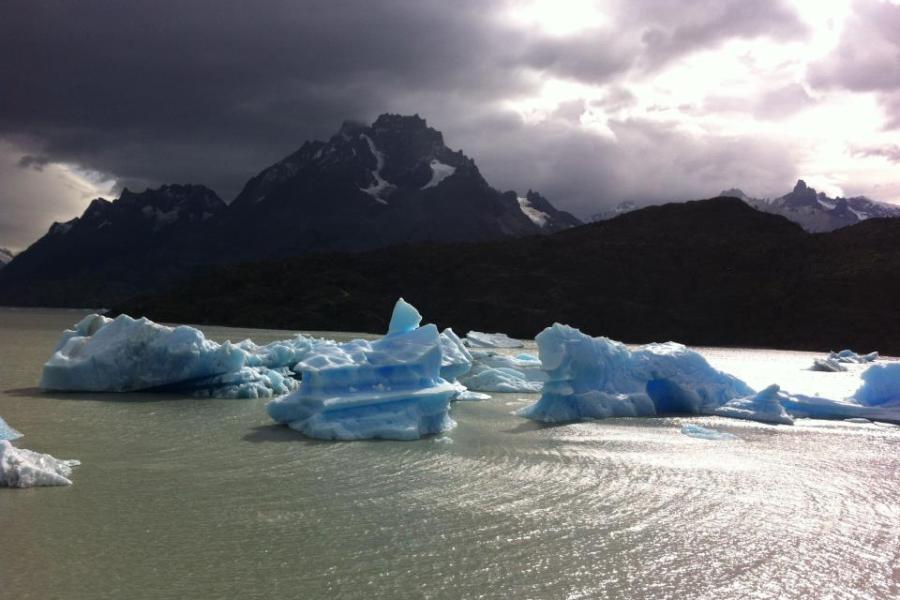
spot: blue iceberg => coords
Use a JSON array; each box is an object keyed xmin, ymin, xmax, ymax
[
  {"xmin": 40, "ymin": 314, "xmax": 315, "ymax": 398},
  {"xmin": 519, "ymin": 324, "xmax": 754, "ymax": 423},
  {"xmin": 0, "ymin": 440, "xmax": 80, "ymax": 488},
  {"xmin": 438, "ymin": 328, "xmax": 473, "ymax": 382},
  {"xmin": 459, "ymin": 351, "xmax": 546, "ymax": 393},
  {"xmin": 829, "ymin": 349, "xmax": 879, "ymax": 364},
  {"xmin": 0, "ymin": 417, "xmax": 23, "ymax": 441},
  {"xmin": 266, "ymin": 300, "xmax": 462, "ymax": 440}
]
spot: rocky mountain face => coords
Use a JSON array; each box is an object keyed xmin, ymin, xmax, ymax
[
  {"xmin": 0, "ymin": 248, "xmax": 13, "ymax": 269},
  {"xmin": 116, "ymin": 197, "xmax": 900, "ymax": 354},
  {"xmin": 723, "ymin": 180, "xmax": 900, "ymax": 233},
  {"xmin": 0, "ymin": 114, "xmax": 580, "ymax": 307}
]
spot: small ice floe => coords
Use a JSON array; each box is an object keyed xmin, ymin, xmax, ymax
[
  {"xmin": 455, "ymin": 390, "xmax": 491, "ymax": 401},
  {"xmin": 714, "ymin": 385, "xmax": 794, "ymax": 425},
  {"xmin": 844, "ymin": 418, "xmax": 871, "ymax": 424},
  {"xmin": 463, "ymin": 331, "xmax": 524, "ymax": 349},
  {"xmin": 828, "ymin": 349, "xmax": 879, "ymax": 364},
  {"xmin": 680, "ymin": 424, "xmax": 738, "ymax": 441},
  {"xmin": 0, "ymin": 440, "xmax": 80, "ymax": 488}
]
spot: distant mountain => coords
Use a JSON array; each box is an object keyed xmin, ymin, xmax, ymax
[
  {"xmin": 214, "ymin": 114, "xmax": 580, "ymax": 260},
  {"xmin": 722, "ymin": 180, "xmax": 900, "ymax": 232},
  {"xmin": 0, "ymin": 248, "xmax": 13, "ymax": 269},
  {"xmin": 0, "ymin": 114, "xmax": 579, "ymax": 307},
  {"xmin": 116, "ymin": 197, "xmax": 900, "ymax": 354},
  {"xmin": 592, "ymin": 200, "xmax": 639, "ymax": 222}
]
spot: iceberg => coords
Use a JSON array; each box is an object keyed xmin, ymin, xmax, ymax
[
  {"xmin": 853, "ymin": 363, "xmax": 900, "ymax": 406},
  {"xmin": 459, "ymin": 351, "xmax": 546, "ymax": 393},
  {"xmin": 519, "ymin": 324, "xmax": 754, "ymax": 423},
  {"xmin": 438, "ymin": 328, "xmax": 473, "ymax": 382},
  {"xmin": 713, "ymin": 385, "xmax": 794, "ymax": 425},
  {"xmin": 0, "ymin": 440, "xmax": 80, "ymax": 488},
  {"xmin": 829, "ymin": 349, "xmax": 879, "ymax": 363},
  {"xmin": 463, "ymin": 331, "xmax": 524, "ymax": 349},
  {"xmin": 0, "ymin": 416, "xmax": 23, "ymax": 441},
  {"xmin": 40, "ymin": 313, "xmax": 320, "ymax": 398},
  {"xmin": 266, "ymin": 300, "xmax": 461, "ymax": 440},
  {"xmin": 811, "ymin": 358, "xmax": 847, "ymax": 372},
  {"xmin": 681, "ymin": 424, "xmax": 738, "ymax": 441}
]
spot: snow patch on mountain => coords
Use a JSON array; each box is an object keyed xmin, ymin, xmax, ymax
[
  {"xmin": 0, "ymin": 248, "xmax": 13, "ymax": 267},
  {"xmin": 359, "ymin": 134, "xmax": 392, "ymax": 204},
  {"xmin": 422, "ymin": 159, "xmax": 456, "ymax": 190},
  {"xmin": 517, "ymin": 196, "xmax": 551, "ymax": 228}
]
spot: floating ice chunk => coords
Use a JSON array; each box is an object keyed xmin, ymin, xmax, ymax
[
  {"xmin": 713, "ymin": 384, "xmax": 794, "ymax": 425},
  {"xmin": 455, "ymin": 390, "xmax": 491, "ymax": 401},
  {"xmin": 0, "ymin": 440, "xmax": 80, "ymax": 488},
  {"xmin": 811, "ymin": 358, "xmax": 847, "ymax": 372},
  {"xmin": 681, "ymin": 424, "xmax": 738, "ymax": 441},
  {"xmin": 519, "ymin": 324, "xmax": 753, "ymax": 423},
  {"xmin": 0, "ymin": 417, "xmax": 23, "ymax": 441},
  {"xmin": 439, "ymin": 328, "xmax": 473, "ymax": 381},
  {"xmin": 40, "ymin": 313, "xmax": 318, "ymax": 397},
  {"xmin": 853, "ymin": 363, "xmax": 900, "ymax": 406},
  {"xmin": 459, "ymin": 351, "xmax": 546, "ymax": 393},
  {"xmin": 41, "ymin": 314, "xmax": 245, "ymax": 392},
  {"xmin": 829, "ymin": 349, "xmax": 879, "ymax": 364},
  {"xmin": 463, "ymin": 331, "xmax": 524, "ymax": 349},
  {"xmin": 267, "ymin": 301, "xmax": 460, "ymax": 440},
  {"xmin": 388, "ymin": 298, "xmax": 423, "ymax": 335},
  {"xmin": 844, "ymin": 417, "xmax": 872, "ymax": 424}
]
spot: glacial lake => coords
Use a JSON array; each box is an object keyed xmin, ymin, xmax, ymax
[{"xmin": 1, "ymin": 307, "xmax": 898, "ymax": 599}]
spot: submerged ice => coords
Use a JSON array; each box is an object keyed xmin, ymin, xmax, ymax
[{"xmin": 267, "ymin": 300, "xmax": 462, "ymax": 440}]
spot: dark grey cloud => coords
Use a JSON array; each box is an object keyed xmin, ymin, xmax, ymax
[
  {"xmin": 17, "ymin": 154, "xmax": 51, "ymax": 171},
  {"xmin": 852, "ymin": 144, "xmax": 900, "ymax": 163},
  {"xmin": 0, "ymin": 0, "xmax": 821, "ymax": 247}
]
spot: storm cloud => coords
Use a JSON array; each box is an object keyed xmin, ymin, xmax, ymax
[{"xmin": 1, "ymin": 0, "xmax": 897, "ymax": 249}]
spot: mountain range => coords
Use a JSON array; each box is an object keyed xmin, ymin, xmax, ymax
[
  {"xmin": 595, "ymin": 180, "xmax": 900, "ymax": 233},
  {"xmin": 0, "ymin": 114, "xmax": 580, "ymax": 306}
]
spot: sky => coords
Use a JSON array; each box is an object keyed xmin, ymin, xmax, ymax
[{"xmin": 1, "ymin": 0, "xmax": 899, "ymax": 251}]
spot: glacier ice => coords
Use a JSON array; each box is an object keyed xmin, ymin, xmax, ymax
[
  {"xmin": 713, "ymin": 385, "xmax": 794, "ymax": 425},
  {"xmin": 463, "ymin": 331, "xmax": 524, "ymax": 349},
  {"xmin": 0, "ymin": 417, "xmax": 23, "ymax": 441},
  {"xmin": 459, "ymin": 351, "xmax": 546, "ymax": 393},
  {"xmin": 438, "ymin": 327, "xmax": 473, "ymax": 382},
  {"xmin": 519, "ymin": 324, "xmax": 753, "ymax": 423},
  {"xmin": 829, "ymin": 349, "xmax": 879, "ymax": 364},
  {"xmin": 40, "ymin": 313, "xmax": 317, "ymax": 398},
  {"xmin": 811, "ymin": 358, "xmax": 847, "ymax": 372},
  {"xmin": 0, "ymin": 440, "xmax": 80, "ymax": 488},
  {"xmin": 387, "ymin": 298, "xmax": 423, "ymax": 335},
  {"xmin": 681, "ymin": 424, "xmax": 738, "ymax": 441},
  {"xmin": 853, "ymin": 363, "xmax": 900, "ymax": 406},
  {"xmin": 266, "ymin": 300, "xmax": 461, "ymax": 440}
]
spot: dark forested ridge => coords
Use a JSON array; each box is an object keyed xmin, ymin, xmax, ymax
[{"xmin": 114, "ymin": 197, "xmax": 900, "ymax": 354}]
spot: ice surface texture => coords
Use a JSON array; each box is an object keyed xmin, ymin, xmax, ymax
[
  {"xmin": 829, "ymin": 349, "xmax": 879, "ymax": 364},
  {"xmin": 519, "ymin": 324, "xmax": 753, "ymax": 423},
  {"xmin": 463, "ymin": 331, "xmax": 524, "ymax": 349},
  {"xmin": 459, "ymin": 351, "xmax": 546, "ymax": 393},
  {"xmin": 0, "ymin": 417, "xmax": 23, "ymax": 441},
  {"xmin": 267, "ymin": 300, "xmax": 461, "ymax": 440},
  {"xmin": 41, "ymin": 314, "xmax": 308, "ymax": 398},
  {"xmin": 0, "ymin": 440, "xmax": 80, "ymax": 487}
]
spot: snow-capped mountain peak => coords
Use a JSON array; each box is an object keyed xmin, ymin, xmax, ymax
[{"xmin": 721, "ymin": 180, "xmax": 900, "ymax": 232}]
